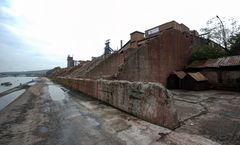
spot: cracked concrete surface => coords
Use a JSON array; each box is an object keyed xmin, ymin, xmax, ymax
[{"xmin": 172, "ymin": 90, "xmax": 240, "ymax": 145}]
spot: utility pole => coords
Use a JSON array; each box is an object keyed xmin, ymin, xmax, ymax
[{"xmin": 216, "ymin": 15, "xmax": 228, "ymax": 52}]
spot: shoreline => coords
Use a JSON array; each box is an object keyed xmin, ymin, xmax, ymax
[{"xmin": 0, "ymin": 82, "xmax": 32, "ymax": 98}]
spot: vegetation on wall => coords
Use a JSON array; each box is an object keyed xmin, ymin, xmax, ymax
[
  {"xmin": 46, "ymin": 67, "xmax": 61, "ymax": 77},
  {"xmin": 191, "ymin": 42, "xmax": 227, "ymax": 61}
]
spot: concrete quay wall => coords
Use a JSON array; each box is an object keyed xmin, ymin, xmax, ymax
[{"xmin": 55, "ymin": 77, "xmax": 179, "ymax": 129}]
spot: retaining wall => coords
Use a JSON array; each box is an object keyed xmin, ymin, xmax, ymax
[{"xmin": 56, "ymin": 77, "xmax": 179, "ymax": 129}]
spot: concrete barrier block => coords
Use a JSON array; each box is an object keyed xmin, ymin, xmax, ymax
[{"xmin": 56, "ymin": 77, "xmax": 179, "ymax": 129}]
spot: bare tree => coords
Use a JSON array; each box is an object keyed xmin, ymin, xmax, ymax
[{"xmin": 200, "ymin": 16, "xmax": 240, "ymax": 52}]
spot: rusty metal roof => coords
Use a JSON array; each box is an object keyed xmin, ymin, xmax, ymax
[
  {"xmin": 187, "ymin": 60, "xmax": 206, "ymax": 68},
  {"xmin": 220, "ymin": 55, "xmax": 240, "ymax": 66},
  {"xmin": 187, "ymin": 72, "xmax": 208, "ymax": 81},
  {"xmin": 172, "ymin": 71, "xmax": 186, "ymax": 79},
  {"xmin": 188, "ymin": 55, "xmax": 240, "ymax": 68}
]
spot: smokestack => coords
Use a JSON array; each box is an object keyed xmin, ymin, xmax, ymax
[{"xmin": 120, "ymin": 40, "xmax": 123, "ymax": 48}]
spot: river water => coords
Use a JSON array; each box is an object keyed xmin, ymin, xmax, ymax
[
  {"xmin": 0, "ymin": 77, "xmax": 36, "ymax": 93},
  {"xmin": 0, "ymin": 89, "xmax": 26, "ymax": 111},
  {"xmin": 0, "ymin": 77, "xmax": 36, "ymax": 111}
]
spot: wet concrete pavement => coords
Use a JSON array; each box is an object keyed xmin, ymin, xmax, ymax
[
  {"xmin": 0, "ymin": 78, "xmax": 230, "ymax": 145},
  {"xmin": 0, "ymin": 78, "xmax": 173, "ymax": 145},
  {"xmin": 40, "ymin": 79, "xmax": 171, "ymax": 145}
]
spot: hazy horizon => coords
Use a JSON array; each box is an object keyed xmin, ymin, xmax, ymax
[{"xmin": 1, "ymin": 0, "xmax": 239, "ymax": 72}]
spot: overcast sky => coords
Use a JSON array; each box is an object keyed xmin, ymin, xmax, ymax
[{"xmin": 0, "ymin": 0, "xmax": 239, "ymax": 72}]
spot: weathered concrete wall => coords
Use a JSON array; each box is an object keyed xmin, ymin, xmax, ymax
[
  {"xmin": 117, "ymin": 29, "xmax": 192, "ymax": 85},
  {"xmin": 56, "ymin": 77, "xmax": 179, "ymax": 129}
]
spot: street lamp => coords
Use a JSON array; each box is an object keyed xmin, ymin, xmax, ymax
[{"xmin": 216, "ymin": 15, "xmax": 228, "ymax": 51}]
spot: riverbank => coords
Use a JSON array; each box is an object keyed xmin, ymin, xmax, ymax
[
  {"xmin": 0, "ymin": 82, "xmax": 31, "ymax": 98},
  {"xmin": 0, "ymin": 77, "xmax": 221, "ymax": 145},
  {"xmin": 0, "ymin": 76, "xmax": 36, "ymax": 93},
  {"xmin": 0, "ymin": 78, "xmax": 36, "ymax": 112}
]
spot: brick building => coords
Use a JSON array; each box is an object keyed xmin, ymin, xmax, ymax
[
  {"xmin": 64, "ymin": 21, "xmax": 195, "ymax": 86},
  {"xmin": 117, "ymin": 21, "xmax": 193, "ymax": 85}
]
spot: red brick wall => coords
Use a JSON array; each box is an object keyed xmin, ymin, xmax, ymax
[
  {"xmin": 86, "ymin": 53, "xmax": 124, "ymax": 79},
  {"xmin": 130, "ymin": 31, "xmax": 144, "ymax": 48},
  {"xmin": 117, "ymin": 29, "xmax": 192, "ymax": 85}
]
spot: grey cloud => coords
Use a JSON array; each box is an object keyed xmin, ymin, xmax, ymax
[{"xmin": 0, "ymin": 0, "xmax": 64, "ymax": 72}]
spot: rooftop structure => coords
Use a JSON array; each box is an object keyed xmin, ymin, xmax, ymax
[
  {"xmin": 188, "ymin": 55, "xmax": 240, "ymax": 69},
  {"xmin": 145, "ymin": 21, "xmax": 190, "ymax": 38}
]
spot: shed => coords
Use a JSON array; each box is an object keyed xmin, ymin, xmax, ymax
[
  {"xmin": 167, "ymin": 71, "xmax": 186, "ymax": 89},
  {"xmin": 187, "ymin": 56, "xmax": 240, "ymax": 90},
  {"xmin": 182, "ymin": 72, "xmax": 209, "ymax": 90}
]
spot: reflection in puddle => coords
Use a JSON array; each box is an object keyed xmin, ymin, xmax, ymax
[
  {"xmin": 39, "ymin": 126, "xmax": 49, "ymax": 133},
  {"xmin": 61, "ymin": 87, "xmax": 69, "ymax": 92},
  {"xmin": 86, "ymin": 117, "xmax": 100, "ymax": 127},
  {"xmin": 0, "ymin": 89, "xmax": 25, "ymax": 111},
  {"xmin": 65, "ymin": 113, "xmax": 82, "ymax": 120},
  {"xmin": 48, "ymin": 85, "xmax": 66, "ymax": 101},
  {"xmin": 28, "ymin": 82, "xmax": 36, "ymax": 86}
]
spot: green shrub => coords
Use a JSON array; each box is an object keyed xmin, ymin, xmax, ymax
[{"xmin": 192, "ymin": 43, "xmax": 227, "ymax": 61}]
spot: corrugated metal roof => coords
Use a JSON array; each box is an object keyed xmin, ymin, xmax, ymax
[
  {"xmin": 187, "ymin": 60, "xmax": 206, "ymax": 68},
  {"xmin": 173, "ymin": 71, "xmax": 186, "ymax": 79},
  {"xmin": 187, "ymin": 72, "xmax": 208, "ymax": 81},
  {"xmin": 188, "ymin": 55, "xmax": 240, "ymax": 68},
  {"xmin": 220, "ymin": 55, "xmax": 240, "ymax": 66}
]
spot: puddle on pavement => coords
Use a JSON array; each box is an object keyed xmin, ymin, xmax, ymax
[
  {"xmin": 48, "ymin": 85, "xmax": 66, "ymax": 101},
  {"xmin": 28, "ymin": 82, "xmax": 36, "ymax": 86},
  {"xmin": 86, "ymin": 117, "xmax": 100, "ymax": 127},
  {"xmin": 39, "ymin": 126, "xmax": 49, "ymax": 133},
  {"xmin": 0, "ymin": 89, "xmax": 25, "ymax": 111},
  {"xmin": 61, "ymin": 87, "xmax": 69, "ymax": 92},
  {"xmin": 42, "ymin": 106, "xmax": 51, "ymax": 113},
  {"xmin": 65, "ymin": 113, "xmax": 82, "ymax": 120}
]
